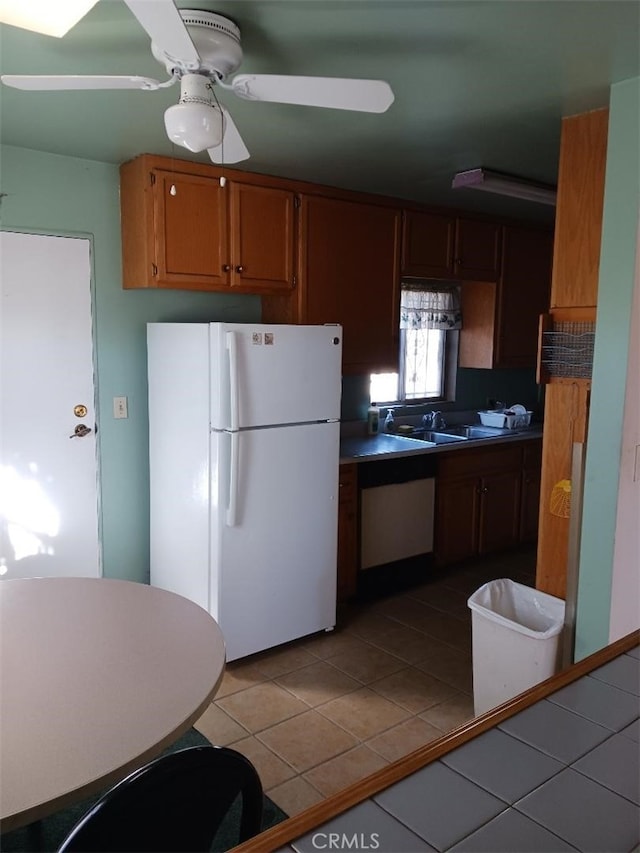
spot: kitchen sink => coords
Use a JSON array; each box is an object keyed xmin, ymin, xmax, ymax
[
  {"xmin": 440, "ymin": 425, "xmax": 509, "ymax": 439},
  {"xmin": 410, "ymin": 429, "xmax": 467, "ymax": 444}
]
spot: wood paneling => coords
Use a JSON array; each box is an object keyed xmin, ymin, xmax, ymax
[
  {"xmin": 536, "ymin": 382, "xmax": 590, "ymax": 598},
  {"xmin": 550, "ymin": 109, "xmax": 609, "ymax": 308},
  {"xmin": 536, "ymin": 108, "xmax": 608, "ymax": 598}
]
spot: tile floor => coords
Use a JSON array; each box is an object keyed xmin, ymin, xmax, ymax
[{"xmin": 194, "ymin": 547, "xmax": 536, "ymax": 817}]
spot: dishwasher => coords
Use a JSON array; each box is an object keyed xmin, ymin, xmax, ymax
[{"xmin": 358, "ymin": 454, "xmax": 436, "ymax": 571}]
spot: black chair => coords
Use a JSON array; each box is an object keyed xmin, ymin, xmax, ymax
[{"xmin": 57, "ymin": 745, "xmax": 263, "ymax": 852}]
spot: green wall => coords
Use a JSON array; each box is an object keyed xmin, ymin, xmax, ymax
[
  {"xmin": 575, "ymin": 77, "xmax": 640, "ymax": 658},
  {"xmin": 0, "ymin": 145, "xmax": 260, "ymax": 583}
]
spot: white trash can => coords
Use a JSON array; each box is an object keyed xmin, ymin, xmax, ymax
[{"xmin": 468, "ymin": 578, "xmax": 565, "ymax": 715}]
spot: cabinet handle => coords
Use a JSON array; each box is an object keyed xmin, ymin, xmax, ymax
[
  {"xmin": 235, "ymin": 265, "xmax": 244, "ymax": 273},
  {"xmin": 222, "ymin": 264, "xmax": 231, "ymax": 272},
  {"xmin": 483, "ymin": 486, "xmax": 489, "ymax": 493}
]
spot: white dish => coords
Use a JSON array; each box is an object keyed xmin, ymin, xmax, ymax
[{"xmin": 510, "ymin": 404, "xmax": 527, "ymax": 415}]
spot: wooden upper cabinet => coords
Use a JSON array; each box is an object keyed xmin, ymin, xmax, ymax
[
  {"xmin": 459, "ymin": 224, "xmax": 553, "ymax": 369},
  {"xmin": 495, "ymin": 226, "xmax": 553, "ymax": 368},
  {"xmin": 152, "ymin": 170, "xmax": 228, "ymax": 290},
  {"xmin": 454, "ymin": 218, "xmax": 502, "ymax": 281},
  {"xmin": 401, "ymin": 210, "xmax": 455, "ymax": 278},
  {"xmin": 550, "ymin": 109, "xmax": 608, "ymax": 309},
  {"xmin": 120, "ymin": 155, "xmax": 295, "ymax": 293},
  {"xmin": 229, "ymin": 182, "xmax": 295, "ymax": 292},
  {"xmin": 300, "ymin": 195, "xmax": 401, "ymax": 374}
]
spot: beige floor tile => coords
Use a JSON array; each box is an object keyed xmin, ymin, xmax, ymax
[
  {"xmin": 363, "ymin": 622, "xmax": 437, "ymax": 665},
  {"xmin": 230, "ymin": 736, "xmax": 296, "ymax": 790},
  {"xmin": 275, "ymin": 660, "xmax": 360, "ymax": 707},
  {"xmin": 193, "ymin": 702, "xmax": 249, "ymax": 745},
  {"xmin": 303, "ymin": 746, "xmax": 388, "ymax": 797},
  {"xmin": 215, "ymin": 660, "xmax": 268, "ymax": 698},
  {"xmin": 317, "ymin": 687, "xmax": 410, "ymax": 740},
  {"xmin": 266, "ymin": 776, "xmax": 324, "ymax": 817},
  {"xmin": 367, "ymin": 716, "xmax": 444, "ymax": 763},
  {"xmin": 257, "ymin": 710, "xmax": 358, "ymax": 772},
  {"xmin": 302, "ymin": 630, "xmax": 376, "ymax": 661},
  {"xmin": 369, "ymin": 666, "xmax": 459, "ymax": 713},
  {"xmin": 419, "ymin": 693, "xmax": 475, "ymax": 732},
  {"xmin": 249, "ymin": 645, "xmax": 318, "ymax": 678},
  {"xmin": 417, "ymin": 647, "xmax": 473, "ymax": 694},
  {"xmin": 408, "ymin": 584, "xmax": 470, "ymax": 619},
  {"xmin": 326, "ymin": 642, "xmax": 405, "ymax": 684},
  {"xmin": 217, "ymin": 681, "xmax": 309, "ymax": 732}
]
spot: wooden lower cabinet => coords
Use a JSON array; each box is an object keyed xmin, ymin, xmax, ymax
[
  {"xmin": 337, "ymin": 464, "xmax": 358, "ymax": 603},
  {"xmin": 435, "ymin": 441, "xmax": 540, "ymax": 567}
]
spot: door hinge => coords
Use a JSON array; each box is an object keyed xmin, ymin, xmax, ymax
[
  {"xmin": 292, "ymin": 274, "xmax": 297, "ymax": 288},
  {"xmin": 150, "ymin": 172, "xmax": 156, "ymax": 186},
  {"xmin": 152, "ymin": 263, "xmax": 158, "ymax": 276},
  {"xmin": 294, "ymin": 195, "xmax": 301, "ymax": 209}
]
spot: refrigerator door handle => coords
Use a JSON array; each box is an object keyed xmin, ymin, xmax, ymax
[
  {"xmin": 226, "ymin": 331, "xmax": 239, "ymax": 432},
  {"xmin": 226, "ymin": 431, "xmax": 239, "ymax": 527}
]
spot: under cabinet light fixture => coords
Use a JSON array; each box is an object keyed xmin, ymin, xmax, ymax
[
  {"xmin": 452, "ymin": 168, "xmax": 557, "ymax": 206},
  {"xmin": 0, "ymin": 0, "xmax": 99, "ymax": 37}
]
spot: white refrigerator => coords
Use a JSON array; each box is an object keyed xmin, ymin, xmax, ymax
[{"xmin": 147, "ymin": 322, "xmax": 343, "ymax": 661}]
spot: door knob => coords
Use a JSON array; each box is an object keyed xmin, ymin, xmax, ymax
[
  {"xmin": 70, "ymin": 424, "xmax": 92, "ymax": 438},
  {"xmin": 235, "ymin": 265, "xmax": 244, "ymax": 273},
  {"xmin": 222, "ymin": 264, "xmax": 231, "ymax": 272}
]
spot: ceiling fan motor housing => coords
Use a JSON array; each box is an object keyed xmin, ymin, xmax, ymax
[{"xmin": 151, "ymin": 10, "xmax": 243, "ymax": 80}]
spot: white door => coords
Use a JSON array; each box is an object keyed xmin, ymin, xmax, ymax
[
  {"xmin": 0, "ymin": 231, "xmax": 100, "ymax": 579},
  {"xmin": 209, "ymin": 323, "xmax": 343, "ymax": 429}
]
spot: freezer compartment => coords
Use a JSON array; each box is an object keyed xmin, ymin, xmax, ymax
[
  {"xmin": 211, "ymin": 420, "xmax": 340, "ymax": 661},
  {"xmin": 209, "ymin": 323, "xmax": 343, "ymax": 430}
]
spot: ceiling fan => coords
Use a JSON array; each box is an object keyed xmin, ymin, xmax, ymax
[{"xmin": 0, "ymin": 0, "xmax": 395, "ymax": 164}]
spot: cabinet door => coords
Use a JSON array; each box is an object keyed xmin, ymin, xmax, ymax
[
  {"xmin": 495, "ymin": 226, "xmax": 553, "ymax": 368},
  {"xmin": 302, "ymin": 195, "xmax": 401, "ymax": 373},
  {"xmin": 435, "ymin": 476, "xmax": 479, "ymax": 566},
  {"xmin": 454, "ymin": 219, "xmax": 502, "ymax": 281},
  {"xmin": 401, "ymin": 210, "xmax": 455, "ymax": 278},
  {"xmin": 152, "ymin": 170, "xmax": 228, "ymax": 289},
  {"xmin": 337, "ymin": 464, "xmax": 358, "ymax": 603},
  {"xmin": 478, "ymin": 468, "xmax": 522, "ymax": 554},
  {"xmin": 230, "ymin": 183, "xmax": 296, "ymax": 292}
]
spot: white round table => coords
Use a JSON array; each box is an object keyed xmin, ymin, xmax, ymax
[{"xmin": 0, "ymin": 577, "xmax": 226, "ymax": 832}]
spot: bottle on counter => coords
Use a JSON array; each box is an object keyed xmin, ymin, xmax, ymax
[
  {"xmin": 384, "ymin": 408, "xmax": 395, "ymax": 432},
  {"xmin": 367, "ymin": 402, "xmax": 380, "ymax": 435}
]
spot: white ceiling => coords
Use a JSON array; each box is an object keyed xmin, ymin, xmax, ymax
[{"xmin": 1, "ymin": 0, "xmax": 639, "ymax": 223}]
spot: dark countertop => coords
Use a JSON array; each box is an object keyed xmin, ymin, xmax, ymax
[{"xmin": 339, "ymin": 427, "xmax": 543, "ymax": 464}]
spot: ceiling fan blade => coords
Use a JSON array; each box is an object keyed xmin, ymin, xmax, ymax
[
  {"xmin": 231, "ymin": 75, "xmax": 394, "ymax": 113},
  {"xmin": 207, "ymin": 108, "xmax": 250, "ymax": 164},
  {"xmin": 123, "ymin": 0, "xmax": 200, "ymax": 68},
  {"xmin": 0, "ymin": 75, "xmax": 163, "ymax": 91}
]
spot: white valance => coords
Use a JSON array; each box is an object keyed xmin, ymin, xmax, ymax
[{"xmin": 400, "ymin": 284, "xmax": 462, "ymax": 331}]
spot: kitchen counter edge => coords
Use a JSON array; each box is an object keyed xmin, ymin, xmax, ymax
[{"xmin": 339, "ymin": 428, "xmax": 542, "ymax": 464}]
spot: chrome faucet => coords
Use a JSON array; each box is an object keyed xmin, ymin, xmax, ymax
[{"xmin": 422, "ymin": 411, "xmax": 447, "ymax": 430}]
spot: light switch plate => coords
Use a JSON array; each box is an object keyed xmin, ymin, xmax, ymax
[{"xmin": 113, "ymin": 396, "xmax": 128, "ymax": 419}]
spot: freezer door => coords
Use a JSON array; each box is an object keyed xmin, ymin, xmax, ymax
[
  {"xmin": 211, "ymin": 421, "xmax": 339, "ymax": 661},
  {"xmin": 209, "ymin": 323, "xmax": 342, "ymax": 429}
]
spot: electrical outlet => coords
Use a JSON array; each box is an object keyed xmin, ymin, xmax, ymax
[{"xmin": 113, "ymin": 396, "xmax": 128, "ymax": 419}]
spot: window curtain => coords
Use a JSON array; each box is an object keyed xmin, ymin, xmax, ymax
[{"xmin": 400, "ymin": 285, "xmax": 462, "ymax": 330}]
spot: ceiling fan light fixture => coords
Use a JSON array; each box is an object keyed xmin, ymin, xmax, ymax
[
  {"xmin": 0, "ymin": 0, "xmax": 98, "ymax": 37},
  {"xmin": 452, "ymin": 168, "xmax": 557, "ymax": 206},
  {"xmin": 164, "ymin": 73, "xmax": 223, "ymax": 153},
  {"xmin": 164, "ymin": 101, "xmax": 223, "ymax": 152}
]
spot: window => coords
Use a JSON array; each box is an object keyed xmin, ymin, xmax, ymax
[{"xmin": 371, "ymin": 282, "xmax": 461, "ymax": 404}]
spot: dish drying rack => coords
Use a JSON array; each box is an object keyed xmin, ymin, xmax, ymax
[{"xmin": 537, "ymin": 308, "xmax": 596, "ymax": 385}]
